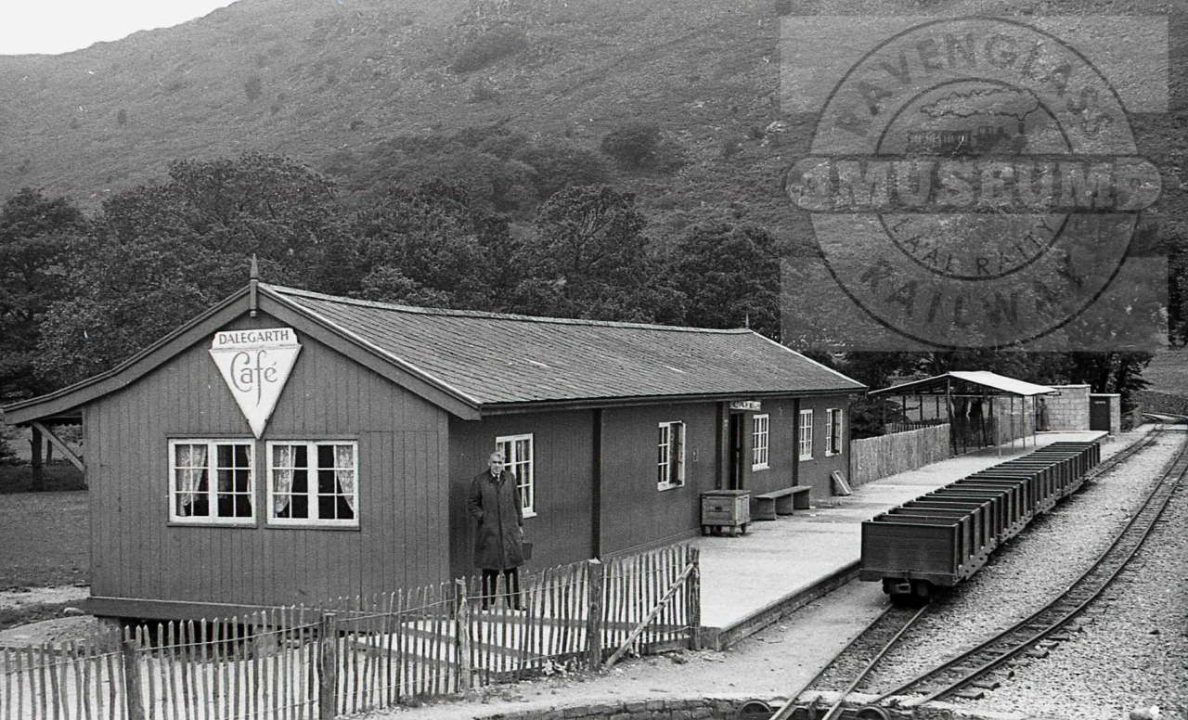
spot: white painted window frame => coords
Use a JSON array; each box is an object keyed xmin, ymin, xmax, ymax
[
  {"xmin": 751, "ymin": 414, "xmax": 770, "ymax": 470},
  {"xmin": 825, "ymin": 408, "xmax": 843, "ymax": 456},
  {"xmin": 496, "ymin": 433, "xmax": 536, "ymax": 518},
  {"xmin": 657, "ymin": 421, "xmax": 686, "ymax": 491},
  {"xmin": 266, "ymin": 440, "xmax": 359, "ymax": 528},
  {"xmin": 798, "ymin": 409, "xmax": 814, "ymax": 461},
  {"xmin": 169, "ymin": 438, "xmax": 256, "ymax": 525}
]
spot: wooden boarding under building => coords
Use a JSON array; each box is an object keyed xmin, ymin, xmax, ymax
[{"xmin": 2, "ymin": 279, "xmax": 864, "ymax": 621}]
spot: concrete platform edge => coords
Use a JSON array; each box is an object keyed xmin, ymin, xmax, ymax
[{"xmin": 705, "ymin": 561, "xmax": 861, "ymax": 650}]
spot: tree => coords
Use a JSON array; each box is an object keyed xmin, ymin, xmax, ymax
[
  {"xmin": 36, "ymin": 154, "xmax": 350, "ymax": 388},
  {"xmin": 352, "ymin": 180, "xmax": 517, "ymax": 310},
  {"xmin": 516, "ymin": 185, "xmax": 679, "ymax": 322},
  {"xmin": 667, "ymin": 222, "xmax": 784, "ymax": 338},
  {"xmin": 0, "ymin": 189, "xmax": 86, "ymax": 402}
]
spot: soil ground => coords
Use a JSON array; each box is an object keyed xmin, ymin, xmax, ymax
[{"xmin": 368, "ymin": 581, "xmax": 889, "ymax": 719}]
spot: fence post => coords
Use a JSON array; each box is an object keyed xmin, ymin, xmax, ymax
[
  {"xmin": 454, "ymin": 579, "xmax": 472, "ymax": 691},
  {"xmin": 585, "ymin": 559, "xmax": 605, "ymax": 668},
  {"xmin": 318, "ymin": 613, "xmax": 338, "ymax": 720},
  {"xmin": 685, "ymin": 546, "xmax": 701, "ymax": 650},
  {"xmin": 121, "ymin": 626, "xmax": 146, "ymax": 720}
]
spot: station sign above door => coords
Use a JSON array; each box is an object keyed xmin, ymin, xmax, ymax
[
  {"xmin": 729, "ymin": 400, "xmax": 762, "ymax": 412},
  {"xmin": 209, "ymin": 327, "xmax": 302, "ymax": 438}
]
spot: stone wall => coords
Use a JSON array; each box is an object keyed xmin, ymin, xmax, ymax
[
  {"xmin": 473, "ymin": 697, "xmax": 755, "ymax": 719},
  {"xmin": 1136, "ymin": 389, "xmax": 1188, "ymax": 416},
  {"xmin": 1042, "ymin": 385, "xmax": 1091, "ymax": 431}
]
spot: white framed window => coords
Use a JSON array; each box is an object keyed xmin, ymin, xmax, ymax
[
  {"xmin": 657, "ymin": 421, "xmax": 686, "ymax": 490},
  {"xmin": 798, "ymin": 409, "xmax": 814, "ymax": 460},
  {"xmin": 752, "ymin": 414, "xmax": 770, "ymax": 470},
  {"xmin": 496, "ymin": 434, "xmax": 535, "ymax": 517},
  {"xmin": 826, "ymin": 408, "xmax": 843, "ymax": 456},
  {"xmin": 267, "ymin": 441, "xmax": 358, "ymax": 526},
  {"xmin": 170, "ymin": 439, "xmax": 255, "ymax": 524}
]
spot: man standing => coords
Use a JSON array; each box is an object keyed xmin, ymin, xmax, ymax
[{"xmin": 467, "ymin": 451, "xmax": 526, "ymax": 609}]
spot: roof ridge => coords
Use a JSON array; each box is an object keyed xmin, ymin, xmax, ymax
[{"xmin": 262, "ymin": 283, "xmax": 752, "ymax": 334}]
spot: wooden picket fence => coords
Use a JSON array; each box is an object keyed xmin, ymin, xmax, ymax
[{"xmin": 0, "ymin": 545, "xmax": 700, "ymax": 720}]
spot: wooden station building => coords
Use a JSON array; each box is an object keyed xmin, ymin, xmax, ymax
[{"xmin": 2, "ymin": 282, "xmax": 864, "ymax": 620}]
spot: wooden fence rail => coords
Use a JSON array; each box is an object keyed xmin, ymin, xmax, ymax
[{"xmin": 1, "ymin": 545, "xmax": 699, "ymax": 720}]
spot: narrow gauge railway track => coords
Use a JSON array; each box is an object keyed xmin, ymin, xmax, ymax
[
  {"xmin": 775, "ymin": 426, "xmax": 1180, "ymax": 720},
  {"xmin": 1081, "ymin": 425, "xmax": 1164, "ymax": 481},
  {"xmin": 870, "ymin": 429, "xmax": 1188, "ymax": 708}
]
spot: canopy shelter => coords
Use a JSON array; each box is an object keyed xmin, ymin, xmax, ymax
[{"xmin": 869, "ymin": 371, "xmax": 1058, "ymax": 455}]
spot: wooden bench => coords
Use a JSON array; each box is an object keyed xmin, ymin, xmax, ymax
[{"xmin": 752, "ymin": 486, "xmax": 812, "ymax": 520}]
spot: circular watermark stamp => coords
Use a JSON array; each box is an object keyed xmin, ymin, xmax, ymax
[{"xmin": 783, "ymin": 16, "xmax": 1163, "ymax": 349}]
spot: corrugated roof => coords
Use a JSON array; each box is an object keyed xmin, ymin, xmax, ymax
[
  {"xmin": 870, "ymin": 370, "xmax": 1057, "ymax": 397},
  {"xmin": 265, "ymin": 284, "xmax": 865, "ymax": 406}
]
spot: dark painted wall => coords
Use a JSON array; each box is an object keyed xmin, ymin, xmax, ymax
[
  {"xmin": 795, "ymin": 395, "xmax": 851, "ymax": 498},
  {"xmin": 85, "ymin": 311, "xmax": 451, "ymax": 614},
  {"xmin": 448, "ymin": 410, "xmax": 594, "ymax": 578},
  {"xmin": 599, "ymin": 403, "xmax": 719, "ymax": 556},
  {"xmin": 745, "ymin": 398, "xmax": 798, "ymax": 495}
]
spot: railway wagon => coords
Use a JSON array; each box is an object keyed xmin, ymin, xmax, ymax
[{"xmin": 860, "ymin": 441, "xmax": 1101, "ymax": 601}]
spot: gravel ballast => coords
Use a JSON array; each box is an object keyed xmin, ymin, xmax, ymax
[
  {"xmin": 855, "ymin": 427, "xmax": 1186, "ymax": 720},
  {"xmin": 955, "ymin": 430, "xmax": 1188, "ymax": 720}
]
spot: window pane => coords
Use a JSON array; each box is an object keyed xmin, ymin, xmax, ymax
[
  {"xmin": 292, "ymin": 468, "xmax": 308, "ymax": 493},
  {"xmin": 317, "ymin": 468, "xmax": 336, "ymax": 496}
]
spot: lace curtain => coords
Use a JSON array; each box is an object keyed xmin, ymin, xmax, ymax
[
  {"xmin": 176, "ymin": 444, "xmax": 207, "ymax": 515},
  {"xmin": 335, "ymin": 445, "xmax": 356, "ymax": 513},
  {"xmin": 273, "ymin": 445, "xmax": 295, "ymax": 515}
]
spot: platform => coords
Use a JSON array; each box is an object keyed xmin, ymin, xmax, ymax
[{"xmin": 696, "ymin": 430, "xmax": 1114, "ymax": 648}]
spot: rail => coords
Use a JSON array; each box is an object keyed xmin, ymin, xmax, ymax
[
  {"xmin": 776, "ymin": 424, "xmax": 1176, "ymax": 720},
  {"xmin": 873, "ymin": 427, "xmax": 1188, "ymax": 705}
]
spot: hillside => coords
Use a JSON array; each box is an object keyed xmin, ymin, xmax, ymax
[
  {"xmin": 1144, "ymin": 347, "xmax": 1188, "ymax": 396},
  {"xmin": 0, "ymin": 0, "xmax": 790, "ymax": 237},
  {"xmin": 4, "ymin": 0, "xmax": 1183, "ymax": 244}
]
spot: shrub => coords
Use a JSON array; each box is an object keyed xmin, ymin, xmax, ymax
[
  {"xmin": 515, "ymin": 142, "xmax": 610, "ymax": 199},
  {"xmin": 450, "ymin": 27, "xmax": 528, "ymax": 74},
  {"xmin": 0, "ymin": 422, "xmax": 17, "ymax": 464},
  {"xmin": 600, "ymin": 122, "xmax": 686, "ymax": 173},
  {"xmin": 600, "ymin": 122, "xmax": 662, "ymax": 168},
  {"xmin": 244, "ymin": 76, "xmax": 263, "ymax": 101}
]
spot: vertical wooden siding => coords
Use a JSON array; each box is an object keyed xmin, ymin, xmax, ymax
[
  {"xmin": 87, "ymin": 312, "xmax": 451, "ymax": 613},
  {"xmin": 448, "ymin": 411, "xmax": 594, "ymax": 578},
  {"xmin": 795, "ymin": 396, "xmax": 850, "ymax": 498},
  {"xmin": 745, "ymin": 398, "xmax": 797, "ymax": 495},
  {"xmin": 599, "ymin": 403, "xmax": 718, "ymax": 556}
]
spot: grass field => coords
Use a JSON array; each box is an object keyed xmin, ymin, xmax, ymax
[
  {"xmin": 0, "ymin": 462, "xmax": 86, "ymax": 493},
  {"xmin": 1144, "ymin": 348, "xmax": 1188, "ymax": 397},
  {"xmin": 0, "ymin": 490, "xmax": 88, "ymax": 590}
]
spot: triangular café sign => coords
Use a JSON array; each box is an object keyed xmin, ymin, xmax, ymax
[{"xmin": 209, "ymin": 328, "xmax": 302, "ymax": 438}]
